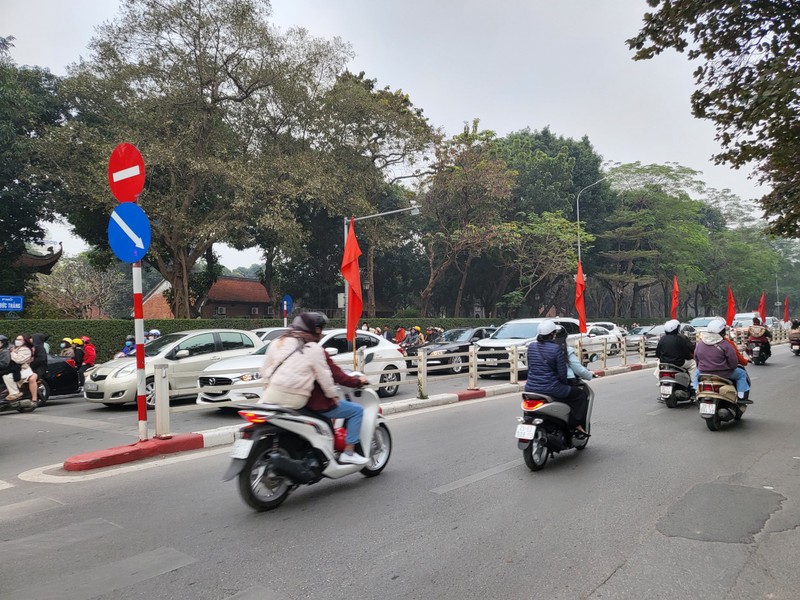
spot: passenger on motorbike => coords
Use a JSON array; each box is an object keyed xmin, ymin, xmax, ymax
[
  {"xmin": 694, "ymin": 319, "xmax": 752, "ymax": 404},
  {"xmin": 655, "ymin": 318, "xmax": 696, "ymax": 389},
  {"xmin": 747, "ymin": 317, "xmax": 772, "ymax": 358},
  {"xmin": 261, "ymin": 312, "xmax": 370, "ymax": 465},
  {"xmin": 525, "ymin": 320, "xmax": 589, "ymax": 437},
  {"xmin": 554, "ymin": 327, "xmax": 594, "ymax": 385}
]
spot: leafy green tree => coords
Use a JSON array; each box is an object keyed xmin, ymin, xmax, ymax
[
  {"xmin": 627, "ymin": 0, "xmax": 800, "ymax": 237},
  {"xmin": 0, "ymin": 45, "xmax": 66, "ymax": 293},
  {"xmin": 45, "ymin": 0, "xmax": 351, "ymax": 317}
]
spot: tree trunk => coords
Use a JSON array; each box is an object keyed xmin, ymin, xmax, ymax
[
  {"xmin": 453, "ymin": 255, "xmax": 473, "ymax": 317},
  {"xmin": 366, "ymin": 244, "xmax": 376, "ymax": 319}
]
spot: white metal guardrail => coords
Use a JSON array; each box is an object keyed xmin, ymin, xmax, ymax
[{"xmin": 152, "ymin": 329, "xmax": 791, "ymax": 435}]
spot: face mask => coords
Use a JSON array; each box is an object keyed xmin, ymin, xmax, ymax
[
  {"xmin": 15, "ymin": 340, "xmax": 23, "ymax": 347},
  {"xmin": 125, "ymin": 341, "xmax": 133, "ymax": 347}
]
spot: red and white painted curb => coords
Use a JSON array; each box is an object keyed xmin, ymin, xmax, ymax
[{"xmin": 63, "ymin": 363, "xmax": 657, "ymax": 471}]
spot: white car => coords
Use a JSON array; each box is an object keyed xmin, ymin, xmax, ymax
[
  {"xmin": 580, "ymin": 325, "xmax": 624, "ymax": 357},
  {"xmin": 588, "ymin": 321, "xmax": 627, "ymax": 338},
  {"xmin": 251, "ymin": 327, "xmax": 290, "ymax": 343},
  {"xmin": 84, "ymin": 329, "xmax": 264, "ymax": 406},
  {"xmin": 197, "ymin": 328, "xmax": 406, "ymax": 404},
  {"xmin": 475, "ymin": 317, "xmax": 584, "ymax": 376}
]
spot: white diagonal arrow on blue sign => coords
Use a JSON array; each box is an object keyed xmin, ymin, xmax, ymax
[{"xmin": 111, "ymin": 209, "xmax": 145, "ymax": 249}]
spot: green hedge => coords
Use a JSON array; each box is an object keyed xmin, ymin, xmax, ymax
[{"xmin": 0, "ymin": 317, "xmax": 503, "ymax": 362}]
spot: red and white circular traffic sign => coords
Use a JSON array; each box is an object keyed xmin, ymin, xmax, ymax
[{"xmin": 107, "ymin": 143, "xmax": 146, "ymax": 203}]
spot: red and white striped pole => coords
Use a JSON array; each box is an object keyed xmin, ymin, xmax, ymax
[{"xmin": 133, "ymin": 261, "xmax": 148, "ymax": 441}]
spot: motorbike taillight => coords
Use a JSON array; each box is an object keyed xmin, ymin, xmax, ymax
[
  {"xmin": 521, "ymin": 399, "xmax": 546, "ymax": 411},
  {"xmin": 238, "ymin": 410, "xmax": 269, "ymax": 424},
  {"xmin": 659, "ymin": 372, "xmax": 675, "ymax": 378}
]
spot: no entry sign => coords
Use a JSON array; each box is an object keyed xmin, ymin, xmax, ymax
[{"xmin": 108, "ymin": 143, "xmax": 146, "ymax": 202}]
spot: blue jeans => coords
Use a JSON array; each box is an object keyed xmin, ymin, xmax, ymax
[
  {"xmin": 695, "ymin": 366, "xmax": 750, "ymax": 394},
  {"xmin": 322, "ymin": 399, "xmax": 364, "ymax": 445}
]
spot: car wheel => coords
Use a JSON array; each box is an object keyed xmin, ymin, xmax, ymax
[
  {"xmin": 449, "ymin": 355, "xmax": 464, "ymax": 374},
  {"xmin": 377, "ymin": 367, "xmax": 400, "ymax": 398},
  {"xmin": 144, "ymin": 377, "xmax": 157, "ymax": 409}
]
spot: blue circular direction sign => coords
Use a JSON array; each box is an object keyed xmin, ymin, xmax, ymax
[{"xmin": 108, "ymin": 203, "xmax": 151, "ymax": 263}]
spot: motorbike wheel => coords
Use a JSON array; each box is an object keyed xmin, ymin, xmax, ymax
[
  {"xmin": 664, "ymin": 391, "xmax": 678, "ymax": 409},
  {"xmin": 705, "ymin": 412, "xmax": 722, "ymax": 431},
  {"xmin": 237, "ymin": 442, "xmax": 292, "ymax": 512},
  {"xmin": 35, "ymin": 380, "xmax": 51, "ymax": 407},
  {"xmin": 523, "ymin": 428, "xmax": 549, "ymax": 471},
  {"xmin": 574, "ymin": 432, "xmax": 589, "ymax": 451},
  {"xmin": 449, "ymin": 355, "xmax": 464, "ymax": 374},
  {"xmin": 359, "ymin": 424, "xmax": 392, "ymax": 477},
  {"xmin": 794, "ymin": 350, "xmax": 800, "ymax": 356}
]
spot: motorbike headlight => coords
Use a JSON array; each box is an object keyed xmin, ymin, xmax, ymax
[
  {"xmin": 115, "ymin": 363, "xmax": 137, "ymax": 378},
  {"xmin": 239, "ymin": 372, "xmax": 262, "ymax": 382}
]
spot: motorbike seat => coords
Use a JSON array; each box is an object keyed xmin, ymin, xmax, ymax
[
  {"xmin": 698, "ymin": 375, "xmax": 734, "ymax": 386},
  {"xmin": 522, "ymin": 391, "xmax": 556, "ymax": 403},
  {"xmin": 658, "ymin": 362, "xmax": 689, "ymax": 373}
]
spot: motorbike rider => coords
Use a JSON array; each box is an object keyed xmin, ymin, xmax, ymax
[
  {"xmin": 525, "ymin": 320, "xmax": 590, "ymax": 438},
  {"xmin": 59, "ymin": 337, "xmax": 75, "ymax": 358},
  {"xmin": 0, "ymin": 335, "xmax": 12, "ymax": 394},
  {"xmin": 694, "ymin": 318, "xmax": 752, "ymax": 404},
  {"xmin": 655, "ymin": 318, "xmax": 696, "ymax": 391},
  {"xmin": 261, "ymin": 312, "xmax": 370, "ymax": 465},
  {"xmin": 554, "ymin": 327, "xmax": 594, "ymax": 386},
  {"xmin": 747, "ymin": 317, "xmax": 772, "ymax": 358}
]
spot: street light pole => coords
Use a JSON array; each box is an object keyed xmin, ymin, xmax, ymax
[
  {"xmin": 343, "ymin": 202, "xmax": 419, "ymax": 333},
  {"xmin": 575, "ymin": 176, "xmax": 609, "ymax": 264}
]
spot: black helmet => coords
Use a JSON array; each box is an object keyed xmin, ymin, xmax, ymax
[
  {"xmin": 306, "ymin": 311, "xmax": 329, "ymax": 330},
  {"xmin": 0, "ymin": 335, "xmax": 7, "ymax": 345},
  {"xmin": 292, "ymin": 311, "xmax": 329, "ymax": 333}
]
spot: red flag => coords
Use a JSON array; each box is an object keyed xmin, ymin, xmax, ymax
[
  {"xmin": 758, "ymin": 291, "xmax": 766, "ymax": 323},
  {"xmin": 341, "ymin": 218, "xmax": 362, "ymax": 341},
  {"xmin": 784, "ymin": 295, "xmax": 789, "ymax": 323},
  {"xmin": 670, "ymin": 275, "xmax": 679, "ymax": 320},
  {"xmin": 575, "ymin": 261, "xmax": 587, "ymax": 333},
  {"xmin": 726, "ymin": 286, "xmax": 736, "ymax": 326}
]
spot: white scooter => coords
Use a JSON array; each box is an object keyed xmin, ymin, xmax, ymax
[{"xmin": 223, "ymin": 371, "xmax": 392, "ymax": 511}]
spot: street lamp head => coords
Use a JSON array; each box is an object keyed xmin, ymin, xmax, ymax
[{"xmin": 410, "ymin": 200, "xmax": 420, "ymax": 216}]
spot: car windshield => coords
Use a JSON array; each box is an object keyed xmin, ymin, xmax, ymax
[
  {"xmin": 647, "ymin": 326, "xmax": 666, "ymax": 336},
  {"xmin": 628, "ymin": 326, "xmax": 653, "ymax": 335},
  {"xmin": 144, "ymin": 333, "xmax": 187, "ymax": 357},
  {"xmin": 491, "ymin": 322, "xmax": 539, "ymax": 339},
  {"xmin": 690, "ymin": 317, "xmax": 714, "ymax": 327},
  {"xmin": 440, "ymin": 329, "xmax": 471, "ymax": 342}
]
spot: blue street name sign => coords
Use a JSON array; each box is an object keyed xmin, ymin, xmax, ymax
[
  {"xmin": 0, "ymin": 296, "xmax": 24, "ymax": 311},
  {"xmin": 108, "ymin": 203, "xmax": 152, "ymax": 263},
  {"xmin": 282, "ymin": 294, "xmax": 293, "ymax": 315}
]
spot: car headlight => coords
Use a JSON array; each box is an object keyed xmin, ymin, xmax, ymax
[
  {"xmin": 430, "ymin": 350, "xmax": 444, "ymax": 357},
  {"xmin": 238, "ymin": 372, "xmax": 262, "ymax": 382},
  {"xmin": 115, "ymin": 363, "xmax": 137, "ymax": 377}
]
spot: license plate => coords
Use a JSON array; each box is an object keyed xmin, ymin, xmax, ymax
[
  {"xmin": 793, "ymin": 345, "xmax": 799, "ymax": 350},
  {"xmin": 699, "ymin": 402, "xmax": 716, "ymax": 415},
  {"xmin": 485, "ymin": 359, "xmax": 498, "ymax": 366},
  {"xmin": 230, "ymin": 438, "xmax": 253, "ymax": 459},
  {"xmin": 660, "ymin": 385, "xmax": 672, "ymax": 395},
  {"xmin": 515, "ymin": 424, "xmax": 537, "ymax": 440},
  {"xmin": 85, "ymin": 382, "xmax": 98, "ymax": 391}
]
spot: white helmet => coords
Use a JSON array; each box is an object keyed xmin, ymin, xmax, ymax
[
  {"xmin": 664, "ymin": 319, "xmax": 680, "ymax": 333},
  {"xmin": 707, "ymin": 319, "xmax": 726, "ymax": 334},
  {"xmin": 538, "ymin": 320, "xmax": 559, "ymax": 336},
  {"xmin": 148, "ymin": 329, "xmax": 161, "ymax": 337}
]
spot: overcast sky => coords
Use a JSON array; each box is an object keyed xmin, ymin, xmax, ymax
[{"xmin": 5, "ymin": 0, "xmax": 766, "ymax": 269}]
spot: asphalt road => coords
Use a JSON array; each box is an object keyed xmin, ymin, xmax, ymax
[{"xmin": 1, "ymin": 347, "xmax": 798, "ymax": 599}]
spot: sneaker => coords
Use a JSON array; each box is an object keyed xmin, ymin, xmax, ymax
[
  {"xmin": 737, "ymin": 398, "xmax": 753, "ymax": 405},
  {"xmin": 339, "ymin": 452, "xmax": 370, "ymax": 465}
]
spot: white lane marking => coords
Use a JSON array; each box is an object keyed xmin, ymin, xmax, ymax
[
  {"xmin": 431, "ymin": 458, "xmax": 524, "ymax": 495},
  {"xmin": 647, "ymin": 408, "xmax": 668, "ymax": 416},
  {"xmin": 0, "ymin": 497, "xmax": 64, "ymax": 522},
  {"xmin": 0, "ymin": 479, "xmax": 14, "ymax": 491},
  {"xmin": 18, "ymin": 446, "xmax": 230, "ymax": 484},
  {"xmin": 0, "ymin": 518, "xmax": 121, "ymax": 557},
  {"xmin": 228, "ymin": 587, "xmax": 280, "ymax": 600},
  {"xmin": 782, "ymin": 364, "xmax": 793, "ymax": 369},
  {"xmin": 111, "ymin": 164, "xmax": 141, "ymax": 182},
  {"xmin": 0, "ymin": 546, "xmax": 195, "ymax": 600},
  {"xmin": 110, "ymin": 210, "xmax": 145, "ymax": 248},
  {"xmin": 10, "ymin": 413, "xmax": 138, "ymax": 437}
]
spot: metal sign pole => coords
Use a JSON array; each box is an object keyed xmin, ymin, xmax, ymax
[{"xmin": 133, "ymin": 261, "xmax": 148, "ymax": 441}]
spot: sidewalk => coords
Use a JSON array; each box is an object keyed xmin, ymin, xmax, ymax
[{"xmin": 63, "ymin": 360, "xmax": 658, "ymax": 471}]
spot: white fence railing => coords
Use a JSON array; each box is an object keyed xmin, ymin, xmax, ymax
[{"xmin": 151, "ymin": 329, "xmax": 792, "ymax": 436}]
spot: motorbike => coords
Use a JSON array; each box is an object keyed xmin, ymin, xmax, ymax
[
  {"xmin": 746, "ymin": 340, "xmax": 769, "ymax": 365},
  {"xmin": 789, "ymin": 330, "xmax": 800, "ymax": 356},
  {"xmin": 657, "ymin": 362, "xmax": 694, "ymax": 408},
  {"xmin": 0, "ymin": 380, "xmax": 43, "ymax": 413},
  {"xmin": 223, "ymin": 374, "xmax": 392, "ymax": 512},
  {"xmin": 697, "ymin": 373, "xmax": 746, "ymax": 431},
  {"xmin": 514, "ymin": 383, "xmax": 593, "ymax": 471}
]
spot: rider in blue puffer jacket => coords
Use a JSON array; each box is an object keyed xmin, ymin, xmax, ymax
[{"xmin": 525, "ymin": 320, "xmax": 590, "ymax": 436}]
